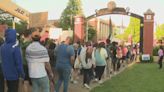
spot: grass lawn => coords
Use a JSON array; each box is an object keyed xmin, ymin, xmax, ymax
[{"xmin": 91, "ymin": 63, "xmax": 164, "ymax": 92}]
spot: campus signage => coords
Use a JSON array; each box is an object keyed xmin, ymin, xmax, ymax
[
  {"xmin": 0, "ymin": 0, "xmax": 30, "ymax": 22},
  {"xmin": 142, "ymin": 54, "xmax": 150, "ymax": 61}
]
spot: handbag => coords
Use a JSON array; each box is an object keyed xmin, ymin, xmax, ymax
[{"xmin": 74, "ymin": 56, "xmax": 82, "ymax": 69}]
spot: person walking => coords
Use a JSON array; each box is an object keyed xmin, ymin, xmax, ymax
[
  {"xmin": 95, "ymin": 42, "xmax": 108, "ymax": 84},
  {"xmin": 158, "ymin": 46, "xmax": 164, "ymax": 69},
  {"xmin": 26, "ymin": 33, "xmax": 54, "ymax": 92},
  {"xmin": 0, "ymin": 29, "xmax": 25, "ymax": 92},
  {"xmin": 116, "ymin": 46, "xmax": 122, "ymax": 71},
  {"xmin": 110, "ymin": 42, "xmax": 118, "ymax": 73},
  {"xmin": 80, "ymin": 42, "xmax": 95, "ymax": 89},
  {"xmin": 55, "ymin": 37, "xmax": 75, "ymax": 92},
  {"xmin": 21, "ymin": 29, "xmax": 32, "ymax": 90},
  {"xmin": 0, "ymin": 21, "xmax": 7, "ymax": 92}
]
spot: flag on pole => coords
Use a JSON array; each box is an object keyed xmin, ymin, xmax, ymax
[{"xmin": 108, "ymin": 16, "xmax": 113, "ymax": 40}]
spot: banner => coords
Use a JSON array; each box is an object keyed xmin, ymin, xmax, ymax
[
  {"xmin": 0, "ymin": 0, "xmax": 30, "ymax": 21},
  {"xmin": 29, "ymin": 12, "xmax": 48, "ymax": 28}
]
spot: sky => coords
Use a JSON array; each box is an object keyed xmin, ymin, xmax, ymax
[{"xmin": 12, "ymin": 0, "xmax": 164, "ymax": 26}]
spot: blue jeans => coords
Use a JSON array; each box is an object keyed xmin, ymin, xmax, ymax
[
  {"xmin": 31, "ymin": 76, "xmax": 50, "ymax": 92},
  {"xmin": 56, "ymin": 66, "xmax": 71, "ymax": 92}
]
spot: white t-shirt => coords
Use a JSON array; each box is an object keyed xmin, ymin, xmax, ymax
[
  {"xmin": 27, "ymin": 62, "xmax": 48, "ymax": 78},
  {"xmin": 26, "ymin": 42, "xmax": 50, "ymax": 78}
]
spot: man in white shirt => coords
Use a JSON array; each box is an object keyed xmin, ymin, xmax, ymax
[{"xmin": 26, "ymin": 30, "xmax": 53, "ymax": 92}]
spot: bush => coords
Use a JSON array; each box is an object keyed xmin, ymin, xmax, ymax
[
  {"xmin": 153, "ymin": 46, "xmax": 159, "ymax": 56},
  {"xmin": 139, "ymin": 55, "xmax": 154, "ymax": 63}
]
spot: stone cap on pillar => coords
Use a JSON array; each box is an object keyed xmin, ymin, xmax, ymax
[
  {"xmin": 144, "ymin": 9, "xmax": 155, "ymax": 15},
  {"xmin": 144, "ymin": 9, "xmax": 155, "ymax": 21},
  {"xmin": 74, "ymin": 15, "xmax": 85, "ymax": 18},
  {"xmin": 74, "ymin": 15, "xmax": 85, "ymax": 24}
]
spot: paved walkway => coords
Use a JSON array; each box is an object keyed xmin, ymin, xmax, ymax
[
  {"xmin": 68, "ymin": 62, "xmax": 135, "ymax": 92},
  {"xmin": 4, "ymin": 61, "xmax": 136, "ymax": 92}
]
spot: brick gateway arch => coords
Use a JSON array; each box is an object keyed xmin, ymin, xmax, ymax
[{"xmin": 74, "ymin": 1, "xmax": 155, "ymax": 55}]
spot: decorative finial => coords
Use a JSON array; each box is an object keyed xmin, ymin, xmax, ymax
[{"xmin": 107, "ymin": 1, "xmax": 116, "ymax": 10}]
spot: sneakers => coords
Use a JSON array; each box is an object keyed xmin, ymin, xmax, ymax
[
  {"xmin": 114, "ymin": 72, "xmax": 117, "ymax": 75},
  {"xmin": 73, "ymin": 80, "xmax": 78, "ymax": 84},
  {"xmin": 95, "ymin": 78, "xmax": 98, "ymax": 82},
  {"xmin": 98, "ymin": 80, "xmax": 103, "ymax": 84},
  {"xmin": 71, "ymin": 80, "xmax": 78, "ymax": 84},
  {"xmin": 84, "ymin": 84, "xmax": 91, "ymax": 89}
]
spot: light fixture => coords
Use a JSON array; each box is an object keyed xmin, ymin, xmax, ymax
[{"xmin": 126, "ymin": 7, "xmax": 130, "ymax": 13}]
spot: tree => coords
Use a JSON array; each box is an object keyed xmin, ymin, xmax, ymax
[
  {"xmin": 59, "ymin": 0, "xmax": 84, "ymax": 30},
  {"xmin": 155, "ymin": 24, "xmax": 164, "ymax": 40},
  {"xmin": 15, "ymin": 21, "xmax": 28, "ymax": 34},
  {"xmin": 88, "ymin": 27, "xmax": 96, "ymax": 41},
  {"xmin": 0, "ymin": 14, "xmax": 28, "ymax": 34},
  {"xmin": 0, "ymin": 14, "xmax": 13, "ymax": 28},
  {"xmin": 115, "ymin": 17, "xmax": 140, "ymax": 43}
]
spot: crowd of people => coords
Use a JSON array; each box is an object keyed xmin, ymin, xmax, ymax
[{"xmin": 0, "ymin": 22, "xmax": 139, "ymax": 92}]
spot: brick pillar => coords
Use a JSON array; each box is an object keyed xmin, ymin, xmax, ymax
[
  {"xmin": 143, "ymin": 9, "xmax": 155, "ymax": 55},
  {"xmin": 74, "ymin": 16, "xmax": 85, "ymax": 43}
]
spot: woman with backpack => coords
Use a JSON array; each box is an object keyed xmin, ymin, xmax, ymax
[{"xmin": 80, "ymin": 42, "xmax": 95, "ymax": 89}]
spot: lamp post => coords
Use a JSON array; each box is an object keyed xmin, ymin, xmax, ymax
[
  {"xmin": 86, "ymin": 21, "xmax": 88, "ymax": 42},
  {"xmin": 12, "ymin": 17, "xmax": 15, "ymax": 29}
]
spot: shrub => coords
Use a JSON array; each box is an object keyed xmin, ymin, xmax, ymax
[{"xmin": 153, "ymin": 46, "xmax": 159, "ymax": 56}]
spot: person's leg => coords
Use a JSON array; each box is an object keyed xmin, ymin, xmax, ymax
[
  {"xmin": 106, "ymin": 59, "xmax": 110, "ymax": 77},
  {"xmin": 0, "ymin": 73, "xmax": 4, "ymax": 92},
  {"xmin": 7, "ymin": 80, "xmax": 19, "ymax": 92},
  {"xmin": 88, "ymin": 68, "xmax": 94, "ymax": 80},
  {"xmin": 112, "ymin": 58, "xmax": 117, "ymax": 71},
  {"xmin": 31, "ymin": 78, "xmax": 40, "ymax": 92},
  {"xmin": 98, "ymin": 66, "xmax": 105, "ymax": 80},
  {"xmin": 95, "ymin": 66, "xmax": 101, "ymax": 80},
  {"xmin": 63, "ymin": 68, "xmax": 71, "ymax": 92},
  {"xmin": 40, "ymin": 76, "xmax": 50, "ymax": 92},
  {"xmin": 159, "ymin": 56, "xmax": 163, "ymax": 69},
  {"xmin": 95, "ymin": 66, "xmax": 99, "ymax": 79},
  {"xmin": 117, "ymin": 59, "xmax": 121, "ymax": 71},
  {"xmin": 83, "ymin": 69, "xmax": 87, "ymax": 84},
  {"xmin": 56, "ymin": 67, "xmax": 64, "ymax": 92},
  {"xmin": 113, "ymin": 61, "xmax": 116, "ymax": 71},
  {"xmin": 87, "ymin": 69, "xmax": 93, "ymax": 84},
  {"xmin": 83, "ymin": 69, "xmax": 90, "ymax": 85}
]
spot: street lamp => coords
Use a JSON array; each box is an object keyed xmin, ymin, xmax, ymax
[{"xmin": 12, "ymin": 17, "xmax": 15, "ymax": 29}]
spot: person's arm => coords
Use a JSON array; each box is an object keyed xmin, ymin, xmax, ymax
[
  {"xmin": 104, "ymin": 48, "xmax": 108, "ymax": 60},
  {"xmin": 70, "ymin": 55, "xmax": 75, "ymax": 66},
  {"xmin": 68, "ymin": 46, "xmax": 75, "ymax": 66},
  {"xmin": 14, "ymin": 47, "xmax": 25, "ymax": 79},
  {"xmin": 45, "ymin": 62, "xmax": 54, "ymax": 81},
  {"xmin": 42, "ymin": 49, "xmax": 54, "ymax": 80}
]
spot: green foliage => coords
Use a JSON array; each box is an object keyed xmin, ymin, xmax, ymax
[
  {"xmin": 153, "ymin": 46, "xmax": 160, "ymax": 56},
  {"xmin": 155, "ymin": 24, "xmax": 164, "ymax": 40},
  {"xmin": 0, "ymin": 14, "xmax": 13, "ymax": 28},
  {"xmin": 59, "ymin": 0, "xmax": 84, "ymax": 30},
  {"xmin": 15, "ymin": 21, "xmax": 28, "ymax": 34},
  {"xmin": 0, "ymin": 14, "xmax": 27, "ymax": 34},
  {"xmin": 88, "ymin": 27, "xmax": 96, "ymax": 41},
  {"xmin": 115, "ymin": 17, "xmax": 140, "ymax": 43}
]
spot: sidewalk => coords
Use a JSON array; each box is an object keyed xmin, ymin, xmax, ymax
[{"xmin": 4, "ymin": 61, "xmax": 136, "ymax": 92}]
